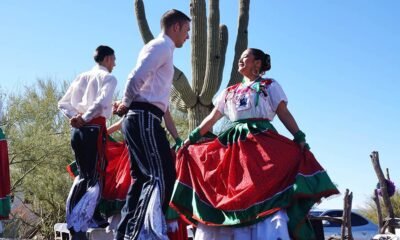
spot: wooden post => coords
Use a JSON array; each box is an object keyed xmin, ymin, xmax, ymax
[
  {"xmin": 370, "ymin": 151, "xmax": 395, "ymax": 233},
  {"xmin": 346, "ymin": 191, "xmax": 353, "ymax": 240},
  {"xmin": 341, "ymin": 189, "xmax": 347, "ymax": 239},
  {"xmin": 341, "ymin": 189, "xmax": 353, "ymax": 240},
  {"xmin": 386, "ymin": 168, "xmax": 391, "ymax": 180},
  {"xmin": 373, "ymin": 189, "xmax": 384, "ymax": 233}
]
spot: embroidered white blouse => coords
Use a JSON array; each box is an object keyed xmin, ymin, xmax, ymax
[
  {"xmin": 215, "ymin": 79, "xmax": 288, "ymax": 121},
  {"xmin": 58, "ymin": 65, "xmax": 117, "ymax": 122}
]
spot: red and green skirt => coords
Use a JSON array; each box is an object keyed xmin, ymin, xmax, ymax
[
  {"xmin": 66, "ymin": 136, "xmax": 131, "ymax": 217},
  {"xmin": 0, "ymin": 128, "xmax": 11, "ymax": 220},
  {"xmin": 170, "ymin": 119, "xmax": 339, "ymax": 240}
]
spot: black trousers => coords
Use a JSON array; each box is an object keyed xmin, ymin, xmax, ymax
[
  {"xmin": 116, "ymin": 102, "xmax": 176, "ymax": 240},
  {"xmin": 67, "ymin": 122, "xmax": 107, "ymax": 238}
]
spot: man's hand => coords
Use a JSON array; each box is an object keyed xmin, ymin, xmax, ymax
[
  {"xmin": 70, "ymin": 115, "xmax": 86, "ymax": 128},
  {"xmin": 112, "ymin": 101, "xmax": 121, "ymax": 114},
  {"xmin": 116, "ymin": 104, "xmax": 128, "ymax": 117}
]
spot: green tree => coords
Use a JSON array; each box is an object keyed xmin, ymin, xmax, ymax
[
  {"xmin": 1, "ymin": 79, "xmax": 190, "ymax": 239},
  {"xmin": 2, "ymin": 79, "xmax": 72, "ymax": 239}
]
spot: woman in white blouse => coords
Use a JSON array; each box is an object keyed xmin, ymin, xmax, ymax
[{"xmin": 170, "ymin": 48, "xmax": 339, "ymax": 240}]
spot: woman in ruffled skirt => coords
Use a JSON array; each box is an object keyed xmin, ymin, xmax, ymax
[{"xmin": 170, "ymin": 48, "xmax": 339, "ymax": 240}]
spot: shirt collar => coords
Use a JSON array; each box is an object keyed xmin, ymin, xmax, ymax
[
  {"xmin": 159, "ymin": 33, "xmax": 176, "ymax": 51},
  {"xmin": 93, "ymin": 64, "xmax": 109, "ymax": 72}
]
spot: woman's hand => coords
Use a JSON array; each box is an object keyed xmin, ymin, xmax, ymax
[
  {"xmin": 183, "ymin": 138, "xmax": 191, "ymax": 148},
  {"xmin": 172, "ymin": 137, "xmax": 184, "ymax": 152},
  {"xmin": 298, "ymin": 141, "xmax": 310, "ymax": 151}
]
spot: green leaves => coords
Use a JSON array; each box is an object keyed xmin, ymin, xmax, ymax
[{"xmin": 2, "ymin": 79, "xmax": 72, "ymax": 238}]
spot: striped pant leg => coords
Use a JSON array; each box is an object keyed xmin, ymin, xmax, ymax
[
  {"xmin": 116, "ymin": 110, "xmax": 175, "ymax": 240},
  {"xmin": 68, "ymin": 125, "xmax": 101, "ymax": 213},
  {"xmin": 67, "ymin": 124, "xmax": 108, "ymax": 232}
]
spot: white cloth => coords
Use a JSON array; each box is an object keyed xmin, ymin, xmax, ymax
[
  {"xmin": 58, "ymin": 64, "xmax": 117, "ymax": 122},
  {"xmin": 137, "ymin": 184, "xmax": 169, "ymax": 240},
  {"xmin": 65, "ymin": 177, "xmax": 100, "ymax": 232},
  {"xmin": 167, "ymin": 220, "xmax": 179, "ymax": 233},
  {"xmin": 194, "ymin": 210, "xmax": 290, "ymax": 240},
  {"xmin": 122, "ymin": 33, "xmax": 175, "ymax": 112},
  {"xmin": 106, "ymin": 214, "xmax": 121, "ymax": 234},
  {"xmin": 215, "ymin": 79, "xmax": 287, "ymax": 121}
]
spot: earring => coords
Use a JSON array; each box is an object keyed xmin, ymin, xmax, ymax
[{"xmin": 252, "ymin": 68, "xmax": 260, "ymax": 77}]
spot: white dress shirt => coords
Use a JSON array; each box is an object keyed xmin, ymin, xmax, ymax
[
  {"xmin": 122, "ymin": 33, "xmax": 175, "ymax": 112},
  {"xmin": 58, "ymin": 65, "xmax": 117, "ymax": 122}
]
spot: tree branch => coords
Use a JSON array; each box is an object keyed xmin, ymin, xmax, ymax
[
  {"xmin": 371, "ymin": 151, "xmax": 395, "ymax": 233},
  {"xmin": 11, "ymin": 157, "xmax": 48, "ymax": 192}
]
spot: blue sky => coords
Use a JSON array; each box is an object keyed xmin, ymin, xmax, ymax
[{"xmin": 1, "ymin": 1, "xmax": 400, "ymax": 210}]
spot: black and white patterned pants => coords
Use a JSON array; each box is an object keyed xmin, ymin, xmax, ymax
[{"xmin": 116, "ymin": 102, "xmax": 175, "ymax": 240}]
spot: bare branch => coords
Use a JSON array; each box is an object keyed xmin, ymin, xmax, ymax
[
  {"xmin": 371, "ymin": 151, "xmax": 395, "ymax": 233},
  {"xmin": 11, "ymin": 157, "xmax": 47, "ymax": 192}
]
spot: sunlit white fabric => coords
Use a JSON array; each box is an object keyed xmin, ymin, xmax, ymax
[
  {"xmin": 194, "ymin": 210, "xmax": 290, "ymax": 240},
  {"xmin": 58, "ymin": 65, "xmax": 117, "ymax": 122},
  {"xmin": 121, "ymin": 33, "xmax": 175, "ymax": 113},
  {"xmin": 137, "ymin": 184, "xmax": 168, "ymax": 240},
  {"xmin": 65, "ymin": 177, "xmax": 100, "ymax": 232},
  {"xmin": 215, "ymin": 79, "xmax": 287, "ymax": 121}
]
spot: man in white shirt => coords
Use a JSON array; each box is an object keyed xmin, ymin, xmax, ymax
[
  {"xmin": 58, "ymin": 45, "xmax": 117, "ymax": 240},
  {"xmin": 114, "ymin": 9, "xmax": 190, "ymax": 240}
]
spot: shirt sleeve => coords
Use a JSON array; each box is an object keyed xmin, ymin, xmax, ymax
[
  {"xmin": 58, "ymin": 76, "xmax": 80, "ymax": 119},
  {"xmin": 122, "ymin": 42, "xmax": 170, "ymax": 107},
  {"xmin": 268, "ymin": 80, "xmax": 288, "ymax": 112},
  {"xmin": 81, "ymin": 75, "xmax": 117, "ymax": 122},
  {"xmin": 214, "ymin": 89, "xmax": 228, "ymax": 115}
]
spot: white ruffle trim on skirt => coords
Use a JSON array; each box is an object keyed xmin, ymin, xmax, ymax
[
  {"xmin": 194, "ymin": 210, "xmax": 290, "ymax": 240},
  {"xmin": 66, "ymin": 177, "xmax": 100, "ymax": 232}
]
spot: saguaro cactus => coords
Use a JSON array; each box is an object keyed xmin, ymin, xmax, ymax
[{"xmin": 134, "ymin": 0, "xmax": 250, "ymax": 130}]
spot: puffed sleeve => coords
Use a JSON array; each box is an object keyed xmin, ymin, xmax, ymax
[
  {"xmin": 267, "ymin": 80, "xmax": 288, "ymax": 112},
  {"xmin": 214, "ymin": 88, "xmax": 228, "ymax": 115}
]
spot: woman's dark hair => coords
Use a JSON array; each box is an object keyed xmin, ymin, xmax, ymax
[
  {"xmin": 249, "ymin": 48, "xmax": 271, "ymax": 73},
  {"xmin": 94, "ymin": 45, "xmax": 114, "ymax": 63},
  {"xmin": 161, "ymin": 9, "xmax": 191, "ymax": 30}
]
